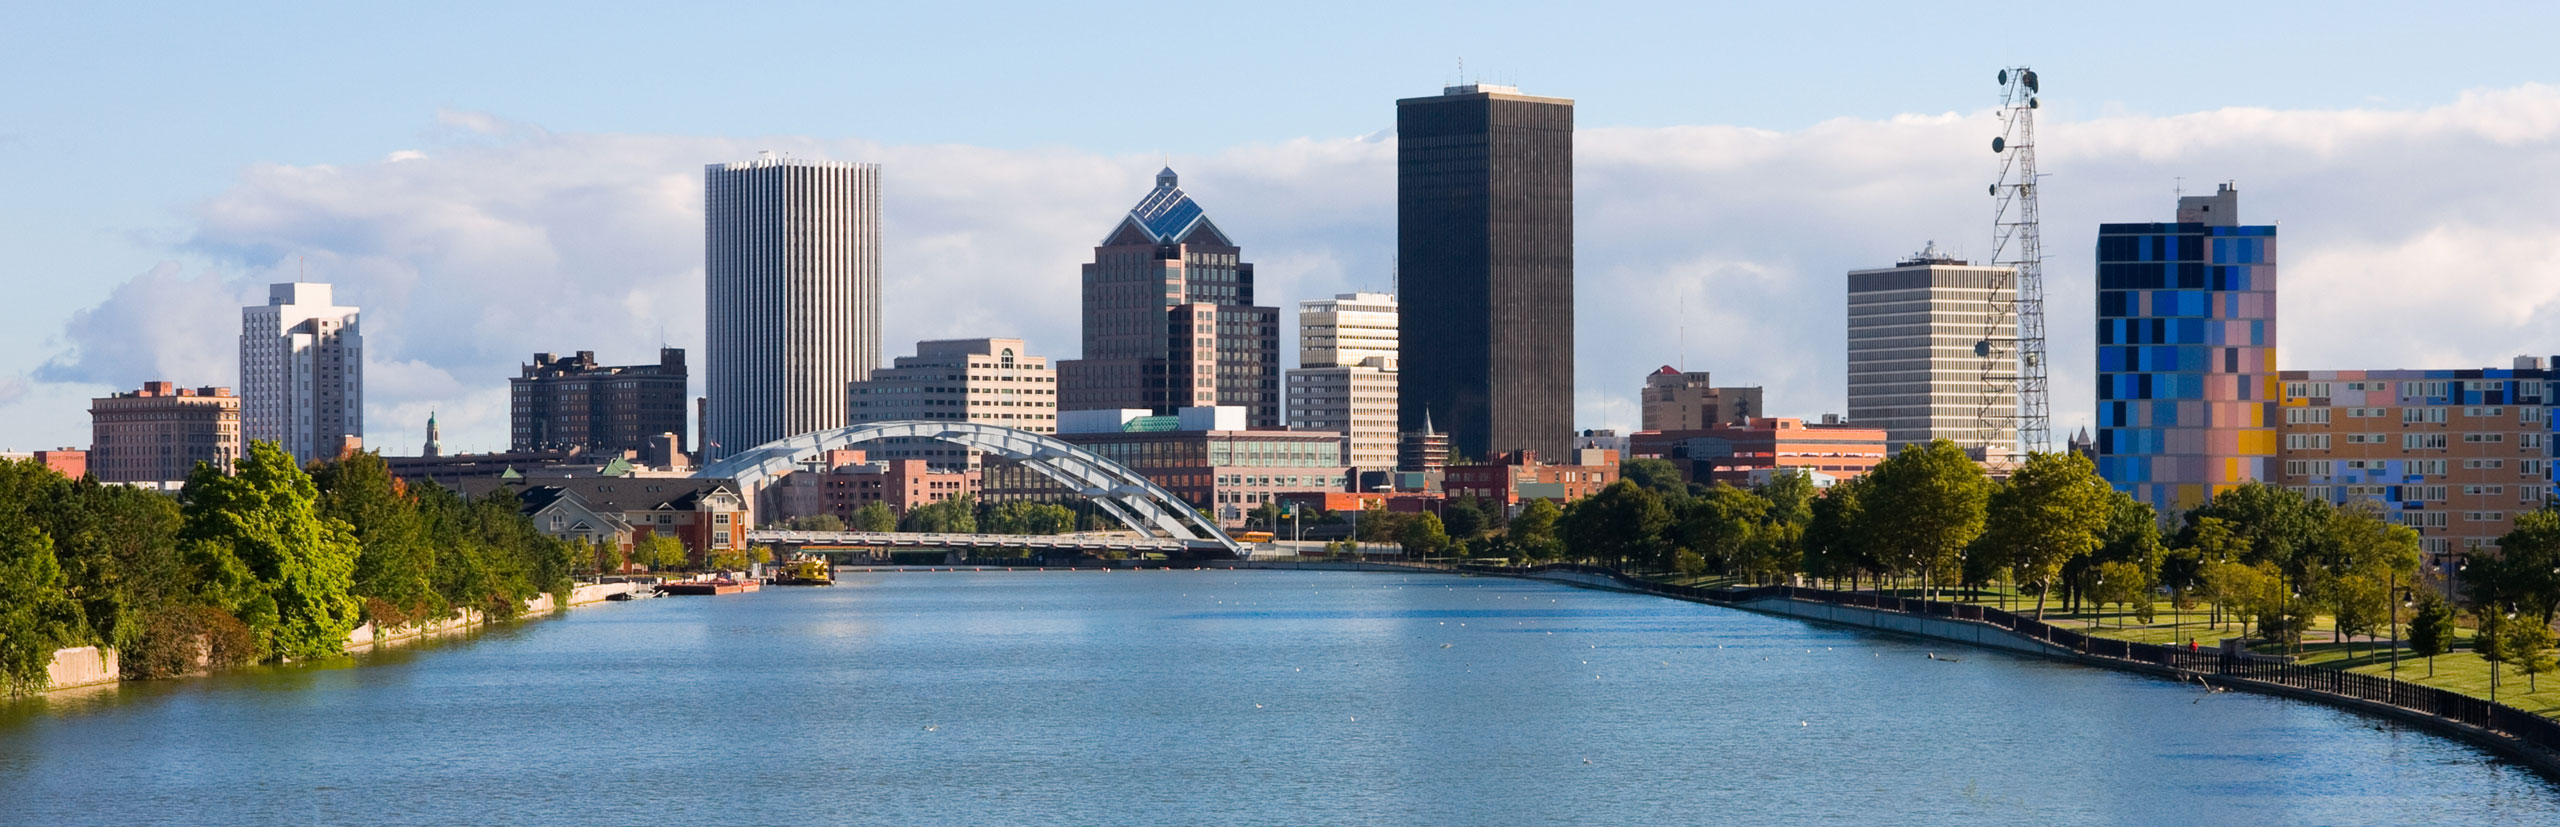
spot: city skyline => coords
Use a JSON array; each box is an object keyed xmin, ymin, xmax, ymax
[{"xmin": 9, "ymin": 20, "xmax": 2560, "ymax": 454}]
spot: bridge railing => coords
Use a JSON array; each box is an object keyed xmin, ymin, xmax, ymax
[{"xmin": 1458, "ymin": 562, "xmax": 2560, "ymax": 759}]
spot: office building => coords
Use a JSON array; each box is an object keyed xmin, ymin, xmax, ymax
[
  {"xmin": 1287, "ymin": 292, "xmax": 1399, "ymax": 472},
  {"xmin": 1397, "ymin": 83, "xmax": 1575, "ymax": 462},
  {"xmin": 764, "ymin": 449, "xmax": 980, "ymax": 526},
  {"xmin": 240, "ymin": 282, "xmax": 362, "ymax": 463},
  {"xmin": 1, "ymin": 450, "xmax": 88, "ymax": 479},
  {"xmin": 980, "ymin": 406, "xmax": 1346, "ymax": 526},
  {"xmin": 704, "ymin": 154, "xmax": 881, "ymax": 460},
  {"xmin": 1057, "ymin": 168, "xmax": 1279, "ymax": 427},
  {"xmin": 512, "ymin": 349, "xmax": 690, "ymax": 456},
  {"xmin": 1846, "ymin": 243, "xmax": 2017, "ymax": 454},
  {"xmin": 1444, "ymin": 448, "xmax": 1621, "ymax": 508},
  {"xmin": 2095, "ymin": 183, "xmax": 2278, "ymax": 514},
  {"xmin": 845, "ymin": 338, "xmax": 1057, "ymax": 466},
  {"xmin": 1640, "ymin": 367, "xmax": 1765, "ymax": 432},
  {"xmin": 89, "ymin": 382, "xmax": 240, "ymax": 484},
  {"xmin": 2274, "ymin": 359, "xmax": 2558, "ymax": 557}
]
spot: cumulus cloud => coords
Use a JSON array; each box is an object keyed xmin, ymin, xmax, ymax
[{"xmin": 24, "ymin": 86, "xmax": 2560, "ymax": 452}]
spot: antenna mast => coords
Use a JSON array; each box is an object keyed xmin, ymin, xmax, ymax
[{"xmin": 1976, "ymin": 66, "xmax": 2051, "ymax": 458}]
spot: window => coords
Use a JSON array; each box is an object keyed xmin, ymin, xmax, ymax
[
  {"xmin": 2403, "ymin": 407, "xmax": 2448, "ymax": 424},
  {"xmin": 2402, "ymin": 511, "xmax": 2449, "ymax": 529},
  {"xmin": 2527, "ymin": 407, "xmax": 2548, "ymax": 423},
  {"xmin": 2465, "ymin": 459, "xmax": 2507, "ymax": 470},
  {"xmin": 2526, "ymin": 460, "xmax": 2548, "ymax": 476},
  {"xmin": 2524, "ymin": 433, "xmax": 2547, "ymax": 449},
  {"xmin": 2347, "ymin": 407, "xmax": 2389, "ymax": 418},
  {"xmin": 2285, "ymin": 459, "xmax": 2334, "ymax": 476},
  {"xmin": 2285, "ymin": 382, "xmax": 2332, "ymax": 399},
  {"xmin": 2410, "ymin": 460, "xmax": 2447, "ymax": 476},
  {"xmin": 2285, "ymin": 408, "xmax": 2332, "ymax": 425},
  {"xmin": 2346, "ymin": 433, "xmax": 2387, "ymax": 444},
  {"xmin": 2403, "ymin": 433, "xmax": 2448, "ymax": 450},
  {"xmin": 2465, "ymin": 511, "xmax": 2507, "ymax": 523},
  {"xmin": 2344, "ymin": 459, "xmax": 2386, "ymax": 470},
  {"xmin": 2464, "ymin": 485, "xmax": 2507, "ymax": 496},
  {"xmin": 2408, "ymin": 485, "xmax": 2448, "ymax": 502},
  {"xmin": 2464, "ymin": 433, "xmax": 2507, "ymax": 444}
]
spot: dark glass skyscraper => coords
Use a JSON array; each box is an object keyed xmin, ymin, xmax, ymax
[{"xmin": 1397, "ymin": 84, "xmax": 1574, "ymax": 462}]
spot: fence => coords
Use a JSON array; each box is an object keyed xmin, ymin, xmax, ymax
[{"xmin": 1460, "ymin": 562, "xmax": 2560, "ymax": 760}]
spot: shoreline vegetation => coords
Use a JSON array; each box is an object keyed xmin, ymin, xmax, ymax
[
  {"xmin": 1, "ymin": 442, "xmax": 604, "ymax": 694},
  {"xmin": 1313, "ymin": 440, "xmax": 2560, "ymax": 717}
]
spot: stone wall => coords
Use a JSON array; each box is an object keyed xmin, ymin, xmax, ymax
[{"xmin": 43, "ymin": 646, "xmax": 119, "ymax": 690}]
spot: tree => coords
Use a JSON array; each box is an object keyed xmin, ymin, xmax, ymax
[
  {"xmin": 1561, "ymin": 480, "xmax": 1671, "ymax": 570},
  {"xmin": 312, "ymin": 451, "xmax": 439, "ymax": 624},
  {"xmin": 2510, "ymin": 620, "xmax": 2558, "ymax": 694},
  {"xmin": 788, "ymin": 514, "xmax": 847, "ymax": 532},
  {"xmin": 851, "ymin": 502, "xmax": 898, "ymax": 533},
  {"xmin": 2407, "ymin": 591, "xmax": 2457, "ymax": 677},
  {"xmin": 2329, "ymin": 573, "xmax": 2392, "ymax": 657},
  {"xmin": 1400, "ymin": 513, "xmax": 1450, "ymax": 560},
  {"xmin": 1860, "ymin": 440, "xmax": 1989, "ymax": 598},
  {"xmin": 1801, "ymin": 475, "xmax": 1873, "ymax": 589},
  {"xmin": 2182, "ymin": 482, "xmax": 2333, "ymax": 579},
  {"xmin": 1245, "ymin": 502, "xmax": 1284, "ymax": 531},
  {"xmin": 1442, "ymin": 498, "xmax": 1488, "ymax": 543},
  {"xmin": 2479, "ymin": 610, "xmax": 2515, "ymax": 702},
  {"xmin": 1680, "ymin": 483, "xmax": 1770, "ymax": 575},
  {"xmin": 900, "ymin": 495, "xmax": 979, "ymax": 534},
  {"xmin": 180, "ymin": 442, "xmax": 364, "ymax": 662},
  {"xmin": 1508, "ymin": 499, "xmax": 1564, "ymax": 562},
  {"xmin": 1980, "ymin": 452, "xmax": 2112, "ymax": 619},
  {"xmin": 2490, "ymin": 508, "xmax": 2560, "ymax": 625},
  {"xmin": 641, "ymin": 534, "xmax": 689, "ymax": 572},
  {"xmin": 1619, "ymin": 458, "xmax": 1688, "ymax": 500},
  {"xmin": 2093, "ymin": 560, "xmax": 2154, "ymax": 628},
  {"xmin": 706, "ymin": 549, "xmax": 751, "ymax": 573},
  {"xmin": 0, "ymin": 519, "xmax": 83, "ymax": 690}
]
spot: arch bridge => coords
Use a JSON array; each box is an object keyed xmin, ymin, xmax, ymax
[{"xmin": 696, "ymin": 421, "xmax": 1242, "ymax": 557}]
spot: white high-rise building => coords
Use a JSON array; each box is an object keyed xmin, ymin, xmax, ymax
[
  {"xmin": 1846, "ymin": 243, "xmax": 2017, "ymax": 456},
  {"xmin": 240, "ymin": 282, "xmax": 363, "ymax": 463},
  {"xmin": 704, "ymin": 154, "xmax": 881, "ymax": 460},
  {"xmin": 1286, "ymin": 292, "xmax": 1399, "ymax": 473}
]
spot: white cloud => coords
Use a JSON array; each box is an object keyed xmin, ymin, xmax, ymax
[{"xmin": 21, "ymin": 86, "xmax": 2560, "ymax": 453}]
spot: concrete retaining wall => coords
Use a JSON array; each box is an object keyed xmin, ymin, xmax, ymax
[
  {"xmin": 1732, "ymin": 598, "xmax": 2079, "ymax": 659},
  {"xmin": 43, "ymin": 646, "xmax": 118, "ymax": 691}
]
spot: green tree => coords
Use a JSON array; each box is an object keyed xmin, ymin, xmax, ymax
[
  {"xmin": 900, "ymin": 495, "xmax": 979, "ymax": 534},
  {"xmin": 1442, "ymin": 498, "xmax": 1488, "ymax": 543},
  {"xmin": 2407, "ymin": 590, "xmax": 2457, "ymax": 677},
  {"xmin": 1561, "ymin": 480, "xmax": 1671, "ymax": 570},
  {"xmin": 851, "ymin": 502, "xmax": 898, "ymax": 533},
  {"xmin": 1861, "ymin": 440, "xmax": 1990, "ymax": 599},
  {"xmin": 706, "ymin": 549, "xmax": 751, "ymax": 572},
  {"xmin": 180, "ymin": 442, "xmax": 364, "ymax": 662},
  {"xmin": 2479, "ymin": 610, "xmax": 2515, "ymax": 702},
  {"xmin": 789, "ymin": 513, "xmax": 847, "ymax": 532},
  {"xmin": 2509, "ymin": 620, "xmax": 2558, "ymax": 694},
  {"xmin": 0, "ymin": 519, "xmax": 83, "ymax": 690},
  {"xmin": 1618, "ymin": 458, "xmax": 1688, "ymax": 500},
  {"xmin": 1400, "ymin": 512, "xmax": 1450, "ymax": 560},
  {"xmin": 311, "ymin": 451, "xmax": 439, "ymax": 625},
  {"xmin": 1507, "ymin": 498, "xmax": 1564, "ymax": 562},
  {"xmin": 2490, "ymin": 508, "xmax": 2560, "ymax": 625},
  {"xmin": 2093, "ymin": 560, "xmax": 2153, "ymax": 628},
  {"xmin": 641, "ymin": 534, "xmax": 690, "ymax": 572},
  {"xmin": 1801, "ymin": 475, "xmax": 1873, "ymax": 589},
  {"xmin": 1245, "ymin": 502, "xmax": 1284, "ymax": 531},
  {"xmin": 2182, "ymin": 482, "xmax": 2333, "ymax": 579},
  {"xmin": 1980, "ymin": 452, "xmax": 2112, "ymax": 619}
]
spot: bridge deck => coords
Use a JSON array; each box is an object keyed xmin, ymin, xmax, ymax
[{"xmin": 747, "ymin": 530, "xmax": 1212, "ymax": 553}]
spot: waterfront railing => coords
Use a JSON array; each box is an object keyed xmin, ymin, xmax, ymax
[{"xmin": 1459, "ymin": 562, "xmax": 2560, "ymax": 759}]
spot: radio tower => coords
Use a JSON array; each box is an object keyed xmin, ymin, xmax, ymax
[{"xmin": 1976, "ymin": 66, "xmax": 2050, "ymax": 457}]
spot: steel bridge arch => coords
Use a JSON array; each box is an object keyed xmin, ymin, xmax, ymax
[{"xmin": 697, "ymin": 421, "xmax": 1241, "ymax": 556}]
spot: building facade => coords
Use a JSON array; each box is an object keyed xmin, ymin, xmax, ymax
[
  {"xmin": 981, "ymin": 407, "xmax": 1346, "ymax": 526},
  {"xmin": 511, "ymin": 349, "xmax": 689, "ymax": 457},
  {"xmin": 88, "ymin": 382, "xmax": 241, "ymax": 484},
  {"xmin": 240, "ymin": 282, "xmax": 362, "ymax": 463},
  {"xmin": 1634, "ymin": 417, "xmax": 1888, "ymax": 485},
  {"xmin": 704, "ymin": 154, "xmax": 881, "ymax": 460},
  {"xmin": 1057, "ymin": 169, "xmax": 1280, "ymax": 428},
  {"xmin": 1640, "ymin": 367, "xmax": 1765, "ymax": 432},
  {"xmin": 846, "ymin": 338, "xmax": 1056, "ymax": 466},
  {"xmin": 1846, "ymin": 244, "xmax": 2017, "ymax": 455},
  {"xmin": 1287, "ymin": 292, "xmax": 1399, "ymax": 472},
  {"xmin": 2273, "ymin": 361, "xmax": 2557, "ymax": 557},
  {"xmin": 764, "ymin": 449, "xmax": 979, "ymax": 526},
  {"xmin": 2095, "ymin": 183, "xmax": 2279, "ymax": 514},
  {"xmin": 457, "ymin": 475, "xmax": 748, "ymax": 561},
  {"xmin": 1397, "ymin": 83, "xmax": 1576, "ymax": 463},
  {"xmin": 1444, "ymin": 449, "xmax": 1621, "ymax": 508}
]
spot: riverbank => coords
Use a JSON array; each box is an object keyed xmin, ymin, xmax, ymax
[
  {"xmin": 1460, "ymin": 562, "xmax": 2560, "ymax": 782},
  {"xmin": 26, "ymin": 581, "xmax": 641, "ymax": 695}
]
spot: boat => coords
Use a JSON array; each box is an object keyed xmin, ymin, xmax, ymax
[
  {"xmin": 773, "ymin": 556, "xmax": 834, "ymax": 586},
  {"xmin": 658, "ymin": 578, "xmax": 758, "ymax": 596}
]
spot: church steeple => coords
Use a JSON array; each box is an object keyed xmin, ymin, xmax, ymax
[{"xmin": 423, "ymin": 411, "xmax": 443, "ymax": 457}]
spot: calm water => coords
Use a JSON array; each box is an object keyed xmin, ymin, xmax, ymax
[{"xmin": 5, "ymin": 570, "xmax": 2559, "ymax": 825}]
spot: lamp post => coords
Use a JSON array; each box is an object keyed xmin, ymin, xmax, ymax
[{"xmin": 2394, "ymin": 582, "xmax": 2413, "ymax": 677}]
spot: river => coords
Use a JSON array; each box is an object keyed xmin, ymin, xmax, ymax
[{"xmin": 4, "ymin": 569, "xmax": 2557, "ymax": 825}]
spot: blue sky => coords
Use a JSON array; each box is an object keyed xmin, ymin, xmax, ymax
[{"xmin": 7, "ymin": 2, "xmax": 2560, "ymax": 452}]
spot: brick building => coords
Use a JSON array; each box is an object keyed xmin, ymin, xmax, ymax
[
  {"xmin": 1443, "ymin": 449, "xmax": 1621, "ymax": 508},
  {"xmin": 511, "ymin": 348, "xmax": 689, "ymax": 457},
  {"xmin": 981, "ymin": 406, "xmax": 1345, "ymax": 526},
  {"xmin": 1635, "ymin": 417, "xmax": 1888, "ymax": 485},
  {"xmin": 2273, "ymin": 361, "xmax": 2557, "ymax": 557},
  {"xmin": 764, "ymin": 449, "xmax": 978, "ymax": 526},
  {"xmin": 89, "ymin": 382, "xmax": 241, "ymax": 485}
]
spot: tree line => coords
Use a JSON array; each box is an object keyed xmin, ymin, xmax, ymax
[
  {"xmin": 1, "ymin": 443, "xmax": 576, "ymax": 689},
  {"xmin": 781, "ymin": 496, "xmax": 1092, "ymax": 536}
]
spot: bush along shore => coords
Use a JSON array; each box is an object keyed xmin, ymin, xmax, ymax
[
  {"xmin": 1337, "ymin": 440, "xmax": 2560, "ymax": 719},
  {"xmin": 2, "ymin": 443, "xmax": 583, "ymax": 694}
]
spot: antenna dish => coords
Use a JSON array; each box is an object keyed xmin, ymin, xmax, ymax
[
  {"xmin": 2029, "ymin": 97, "xmax": 2040, "ymax": 110},
  {"xmin": 1998, "ymin": 69, "xmax": 2009, "ymax": 85},
  {"xmin": 1989, "ymin": 183, "xmax": 1999, "ymax": 196},
  {"xmin": 1991, "ymin": 136, "xmax": 2006, "ymax": 153},
  {"xmin": 2022, "ymin": 70, "xmax": 2039, "ymax": 92}
]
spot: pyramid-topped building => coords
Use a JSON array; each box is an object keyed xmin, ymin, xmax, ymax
[{"xmin": 1058, "ymin": 169, "xmax": 1280, "ymax": 429}]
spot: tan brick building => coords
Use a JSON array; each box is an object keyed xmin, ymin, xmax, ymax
[
  {"xmin": 89, "ymin": 382, "xmax": 240, "ymax": 484},
  {"xmin": 2274, "ymin": 363, "xmax": 2556, "ymax": 557}
]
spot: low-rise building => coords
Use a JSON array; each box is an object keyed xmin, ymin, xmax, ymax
[
  {"xmin": 2, "ymin": 449, "xmax": 89, "ymax": 479},
  {"xmin": 1443, "ymin": 449, "xmax": 1621, "ymax": 508},
  {"xmin": 2274, "ymin": 360, "xmax": 2557, "ymax": 558},
  {"xmin": 452, "ymin": 476, "xmax": 748, "ymax": 562},
  {"xmin": 89, "ymin": 382, "xmax": 241, "ymax": 485},
  {"xmin": 981, "ymin": 406, "xmax": 1347, "ymax": 525},
  {"xmin": 763, "ymin": 449, "xmax": 979, "ymax": 526},
  {"xmin": 1635, "ymin": 417, "xmax": 1888, "ymax": 485}
]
